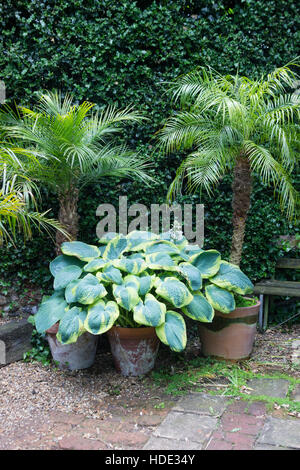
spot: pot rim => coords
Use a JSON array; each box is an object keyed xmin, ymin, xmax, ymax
[{"xmin": 107, "ymin": 325, "xmax": 158, "ymax": 340}]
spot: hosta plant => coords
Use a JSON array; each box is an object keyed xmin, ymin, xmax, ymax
[{"xmin": 34, "ymin": 231, "xmax": 254, "ymax": 352}]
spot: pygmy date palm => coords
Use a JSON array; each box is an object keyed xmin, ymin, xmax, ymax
[
  {"xmin": 158, "ymin": 62, "xmax": 300, "ymax": 266},
  {"xmin": 0, "ymin": 91, "xmax": 153, "ymax": 254},
  {"xmin": 0, "ymin": 147, "xmax": 68, "ymax": 245}
]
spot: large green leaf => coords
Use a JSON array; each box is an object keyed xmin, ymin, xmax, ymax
[
  {"xmin": 137, "ymin": 274, "xmax": 156, "ymax": 296},
  {"xmin": 126, "ymin": 230, "xmax": 159, "ymax": 251},
  {"xmin": 155, "ymin": 277, "xmax": 193, "ymax": 308},
  {"xmin": 145, "ymin": 240, "xmax": 181, "ymax": 255},
  {"xmin": 205, "ymin": 284, "xmax": 235, "ymax": 314},
  {"xmin": 113, "ymin": 283, "xmax": 141, "ymax": 311},
  {"xmin": 103, "ymin": 234, "xmax": 128, "ymax": 260},
  {"xmin": 190, "ymin": 250, "xmax": 221, "ymax": 278},
  {"xmin": 65, "ymin": 279, "xmax": 81, "ymax": 303},
  {"xmin": 74, "ymin": 274, "xmax": 107, "ymax": 305},
  {"xmin": 35, "ymin": 291, "xmax": 68, "ymax": 334},
  {"xmin": 49, "ymin": 254, "xmax": 85, "ymax": 277},
  {"xmin": 155, "ymin": 311, "xmax": 187, "ymax": 352},
  {"xmin": 56, "ymin": 306, "xmax": 87, "ymax": 345},
  {"xmin": 61, "ymin": 241, "xmax": 101, "ymax": 261},
  {"xmin": 112, "ymin": 257, "xmax": 147, "ymax": 274},
  {"xmin": 84, "ymin": 300, "xmax": 119, "ymax": 335},
  {"xmin": 83, "ymin": 258, "xmax": 106, "ymax": 272},
  {"xmin": 96, "ymin": 265, "xmax": 123, "ymax": 284},
  {"xmin": 182, "ymin": 293, "xmax": 214, "ymax": 322},
  {"xmin": 146, "ymin": 252, "xmax": 178, "ymax": 271},
  {"xmin": 176, "ymin": 262, "xmax": 202, "ymax": 291},
  {"xmin": 98, "ymin": 232, "xmax": 118, "ymax": 244},
  {"xmin": 53, "ymin": 264, "xmax": 82, "ymax": 291},
  {"xmin": 209, "ymin": 261, "xmax": 254, "ymax": 294},
  {"xmin": 133, "ymin": 293, "xmax": 166, "ymax": 327}
]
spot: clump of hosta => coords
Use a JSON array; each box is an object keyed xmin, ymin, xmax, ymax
[{"xmin": 35, "ymin": 231, "xmax": 254, "ymax": 352}]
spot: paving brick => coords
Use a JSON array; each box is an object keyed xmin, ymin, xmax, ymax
[
  {"xmin": 105, "ymin": 430, "xmax": 150, "ymax": 447},
  {"xmin": 220, "ymin": 412, "xmax": 264, "ymax": 435},
  {"xmin": 48, "ymin": 411, "xmax": 85, "ymax": 426},
  {"xmin": 223, "ymin": 431, "xmax": 256, "ymax": 449},
  {"xmin": 58, "ymin": 435, "xmax": 107, "ymax": 450}
]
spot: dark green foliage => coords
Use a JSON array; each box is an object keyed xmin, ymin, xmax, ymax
[{"xmin": 0, "ymin": 0, "xmax": 299, "ymax": 299}]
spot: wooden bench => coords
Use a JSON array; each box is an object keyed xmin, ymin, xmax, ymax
[{"xmin": 253, "ymin": 258, "xmax": 300, "ymax": 332}]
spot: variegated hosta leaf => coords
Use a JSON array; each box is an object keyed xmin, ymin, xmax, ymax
[
  {"xmin": 83, "ymin": 258, "xmax": 106, "ymax": 272},
  {"xmin": 190, "ymin": 249, "xmax": 221, "ymax": 278},
  {"xmin": 98, "ymin": 232, "xmax": 118, "ymax": 244},
  {"xmin": 74, "ymin": 274, "xmax": 107, "ymax": 305},
  {"xmin": 205, "ymin": 284, "xmax": 235, "ymax": 314},
  {"xmin": 35, "ymin": 291, "xmax": 68, "ymax": 334},
  {"xmin": 128, "ymin": 252, "xmax": 145, "ymax": 260},
  {"xmin": 182, "ymin": 293, "xmax": 214, "ymax": 322},
  {"xmin": 53, "ymin": 264, "xmax": 82, "ymax": 291},
  {"xmin": 176, "ymin": 262, "xmax": 202, "ymax": 291},
  {"xmin": 155, "ymin": 311, "xmax": 187, "ymax": 352},
  {"xmin": 57, "ymin": 306, "xmax": 87, "ymax": 345},
  {"xmin": 123, "ymin": 274, "xmax": 140, "ymax": 291},
  {"xmin": 155, "ymin": 277, "xmax": 193, "ymax": 308},
  {"xmin": 133, "ymin": 293, "xmax": 166, "ymax": 327},
  {"xmin": 145, "ymin": 240, "xmax": 181, "ymax": 256},
  {"xmin": 96, "ymin": 265, "xmax": 123, "ymax": 284},
  {"xmin": 112, "ymin": 257, "xmax": 147, "ymax": 275},
  {"xmin": 126, "ymin": 230, "xmax": 159, "ymax": 251},
  {"xmin": 145, "ymin": 252, "xmax": 178, "ymax": 271},
  {"xmin": 61, "ymin": 241, "xmax": 101, "ymax": 261},
  {"xmin": 65, "ymin": 279, "xmax": 81, "ymax": 303},
  {"xmin": 113, "ymin": 284, "xmax": 140, "ymax": 311},
  {"xmin": 84, "ymin": 300, "xmax": 119, "ymax": 335},
  {"xmin": 184, "ymin": 245, "xmax": 204, "ymax": 256},
  {"xmin": 49, "ymin": 254, "xmax": 85, "ymax": 277},
  {"xmin": 103, "ymin": 234, "xmax": 128, "ymax": 260},
  {"xmin": 137, "ymin": 274, "xmax": 156, "ymax": 296},
  {"xmin": 209, "ymin": 261, "xmax": 254, "ymax": 295}
]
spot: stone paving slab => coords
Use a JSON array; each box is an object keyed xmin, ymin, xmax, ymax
[
  {"xmin": 144, "ymin": 436, "xmax": 202, "ymax": 450},
  {"xmin": 291, "ymin": 384, "xmax": 300, "ymax": 402},
  {"xmin": 256, "ymin": 416, "xmax": 300, "ymax": 449},
  {"xmin": 173, "ymin": 393, "xmax": 230, "ymax": 417},
  {"xmin": 246, "ymin": 378, "xmax": 290, "ymax": 398},
  {"xmin": 152, "ymin": 411, "xmax": 217, "ymax": 446}
]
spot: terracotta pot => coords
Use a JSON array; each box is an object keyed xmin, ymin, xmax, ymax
[
  {"xmin": 107, "ymin": 326, "xmax": 160, "ymax": 376},
  {"xmin": 46, "ymin": 323, "xmax": 98, "ymax": 371},
  {"xmin": 198, "ymin": 299, "xmax": 260, "ymax": 361}
]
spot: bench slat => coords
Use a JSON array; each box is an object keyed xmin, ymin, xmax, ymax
[
  {"xmin": 276, "ymin": 258, "xmax": 300, "ymax": 269},
  {"xmin": 254, "ymin": 279, "xmax": 300, "ymax": 296}
]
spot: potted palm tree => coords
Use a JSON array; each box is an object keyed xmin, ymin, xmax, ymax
[
  {"xmin": 155, "ymin": 63, "xmax": 300, "ymax": 360},
  {"xmin": 0, "ymin": 91, "xmax": 153, "ymax": 254},
  {"xmin": 34, "ymin": 230, "xmax": 255, "ymax": 372}
]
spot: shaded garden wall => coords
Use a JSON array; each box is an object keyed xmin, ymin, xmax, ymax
[{"xmin": 0, "ymin": 0, "xmax": 299, "ymax": 289}]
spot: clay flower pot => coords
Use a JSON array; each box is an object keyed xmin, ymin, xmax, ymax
[
  {"xmin": 107, "ymin": 326, "xmax": 160, "ymax": 376},
  {"xmin": 46, "ymin": 323, "xmax": 98, "ymax": 371},
  {"xmin": 198, "ymin": 299, "xmax": 260, "ymax": 361}
]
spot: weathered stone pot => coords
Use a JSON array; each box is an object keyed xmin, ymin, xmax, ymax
[
  {"xmin": 46, "ymin": 323, "xmax": 98, "ymax": 371},
  {"xmin": 107, "ymin": 326, "xmax": 160, "ymax": 376},
  {"xmin": 198, "ymin": 299, "xmax": 260, "ymax": 361}
]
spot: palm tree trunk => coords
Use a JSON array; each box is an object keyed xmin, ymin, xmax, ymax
[
  {"xmin": 229, "ymin": 156, "xmax": 252, "ymax": 267},
  {"xmin": 55, "ymin": 186, "xmax": 80, "ymax": 255}
]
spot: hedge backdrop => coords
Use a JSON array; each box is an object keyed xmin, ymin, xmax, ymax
[{"xmin": 0, "ymin": 0, "xmax": 299, "ymax": 299}]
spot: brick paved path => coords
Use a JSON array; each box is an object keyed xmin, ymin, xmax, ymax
[{"xmin": 1, "ymin": 380, "xmax": 300, "ymax": 450}]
